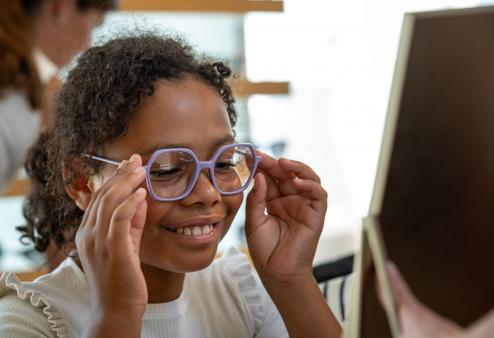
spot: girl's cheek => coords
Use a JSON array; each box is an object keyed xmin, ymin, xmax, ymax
[{"xmin": 226, "ymin": 194, "xmax": 244, "ymax": 219}]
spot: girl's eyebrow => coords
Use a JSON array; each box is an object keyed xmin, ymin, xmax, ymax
[{"xmin": 136, "ymin": 135, "xmax": 236, "ymax": 156}]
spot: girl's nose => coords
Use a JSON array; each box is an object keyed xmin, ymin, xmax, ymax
[{"xmin": 181, "ymin": 170, "xmax": 221, "ymax": 206}]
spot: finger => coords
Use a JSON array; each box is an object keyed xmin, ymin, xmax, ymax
[
  {"xmin": 90, "ymin": 154, "xmax": 145, "ymax": 234},
  {"xmin": 256, "ymin": 150, "xmax": 294, "ymax": 182},
  {"xmin": 245, "ymin": 173, "xmax": 268, "ymax": 234},
  {"xmin": 376, "ymin": 261, "xmax": 415, "ymax": 311},
  {"xmin": 79, "ymin": 158, "xmax": 132, "ymax": 231},
  {"xmin": 78, "ymin": 160, "xmax": 134, "ymax": 230},
  {"xmin": 279, "ymin": 158, "xmax": 321, "ymax": 183},
  {"xmin": 94, "ymin": 166, "xmax": 146, "ymax": 236},
  {"xmin": 276, "ymin": 175, "xmax": 301, "ymax": 196},
  {"xmin": 291, "ymin": 177, "xmax": 328, "ymax": 213},
  {"xmin": 95, "ymin": 153, "xmax": 142, "ymax": 199},
  {"xmin": 129, "ymin": 186, "xmax": 148, "ymax": 241},
  {"xmin": 108, "ymin": 187, "xmax": 147, "ymax": 247},
  {"xmin": 386, "ymin": 262, "xmax": 415, "ymax": 306},
  {"xmin": 256, "ymin": 167, "xmax": 282, "ymax": 201}
]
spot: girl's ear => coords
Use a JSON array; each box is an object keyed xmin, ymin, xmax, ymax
[
  {"xmin": 63, "ymin": 155, "xmax": 96, "ymax": 211},
  {"xmin": 64, "ymin": 173, "xmax": 92, "ymax": 211}
]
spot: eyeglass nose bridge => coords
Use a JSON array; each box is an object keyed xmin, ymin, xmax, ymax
[{"xmin": 189, "ymin": 159, "xmax": 220, "ymax": 192}]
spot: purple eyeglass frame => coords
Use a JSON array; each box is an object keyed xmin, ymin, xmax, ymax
[{"xmin": 82, "ymin": 143, "xmax": 262, "ymax": 202}]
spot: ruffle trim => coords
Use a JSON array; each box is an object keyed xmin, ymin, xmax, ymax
[
  {"xmin": 0, "ymin": 271, "xmax": 68, "ymax": 338},
  {"xmin": 222, "ymin": 247, "xmax": 265, "ymax": 332}
]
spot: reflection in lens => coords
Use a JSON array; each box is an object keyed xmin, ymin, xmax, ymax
[
  {"xmin": 214, "ymin": 145, "xmax": 254, "ymax": 193},
  {"xmin": 149, "ymin": 151, "xmax": 196, "ymax": 199}
]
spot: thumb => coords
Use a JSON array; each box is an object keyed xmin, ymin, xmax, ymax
[
  {"xmin": 245, "ymin": 173, "xmax": 267, "ymax": 233},
  {"xmin": 376, "ymin": 261, "xmax": 416, "ymax": 311},
  {"xmin": 386, "ymin": 262, "xmax": 415, "ymax": 307}
]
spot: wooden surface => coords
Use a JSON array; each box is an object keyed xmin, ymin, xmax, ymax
[
  {"xmin": 230, "ymin": 80, "xmax": 289, "ymax": 97},
  {"xmin": 1, "ymin": 178, "xmax": 31, "ymax": 197},
  {"xmin": 9, "ymin": 268, "xmax": 49, "ymax": 282},
  {"xmin": 120, "ymin": 0, "xmax": 283, "ymax": 12}
]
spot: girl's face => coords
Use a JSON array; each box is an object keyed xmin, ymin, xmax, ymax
[{"xmin": 93, "ymin": 77, "xmax": 243, "ymax": 273}]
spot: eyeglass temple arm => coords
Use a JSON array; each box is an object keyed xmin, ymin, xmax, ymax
[{"xmin": 81, "ymin": 154, "xmax": 121, "ymax": 166}]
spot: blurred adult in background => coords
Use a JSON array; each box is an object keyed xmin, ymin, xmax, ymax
[{"xmin": 0, "ymin": 0, "xmax": 115, "ymax": 193}]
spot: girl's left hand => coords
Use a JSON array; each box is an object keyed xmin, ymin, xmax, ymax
[{"xmin": 245, "ymin": 151, "xmax": 327, "ymax": 286}]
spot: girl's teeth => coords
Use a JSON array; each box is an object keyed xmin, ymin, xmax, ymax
[
  {"xmin": 173, "ymin": 225, "xmax": 213, "ymax": 236},
  {"xmin": 192, "ymin": 226, "xmax": 202, "ymax": 236}
]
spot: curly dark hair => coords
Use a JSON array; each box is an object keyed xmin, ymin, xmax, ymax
[{"xmin": 19, "ymin": 34, "xmax": 237, "ymax": 252}]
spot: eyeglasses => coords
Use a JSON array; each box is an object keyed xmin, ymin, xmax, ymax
[{"xmin": 82, "ymin": 143, "xmax": 262, "ymax": 202}]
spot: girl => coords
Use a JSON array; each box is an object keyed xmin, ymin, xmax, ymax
[{"xmin": 0, "ymin": 34, "xmax": 341, "ymax": 338}]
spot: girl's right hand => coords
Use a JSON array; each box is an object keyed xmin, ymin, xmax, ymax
[{"xmin": 75, "ymin": 154, "xmax": 148, "ymax": 317}]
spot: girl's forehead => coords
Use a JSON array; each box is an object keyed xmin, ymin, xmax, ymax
[
  {"xmin": 141, "ymin": 78, "xmax": 231, "ymax": 127},
  {"xmin": 106, "ymin": 78, "xmax": 234, "ymax": 159}
]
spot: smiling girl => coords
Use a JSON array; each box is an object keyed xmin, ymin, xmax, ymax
[{"xmin": 0, "ymin": 34, "xmax": 341, "ymax": 338}]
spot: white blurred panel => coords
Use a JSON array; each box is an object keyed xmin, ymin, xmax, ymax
[{"xmin": 244, "ymin": 0, "xmax": 480, "ymax": 262}]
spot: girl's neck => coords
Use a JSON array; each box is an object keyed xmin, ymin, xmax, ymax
[
  {"xmin": 141, "ymin": 263, "xmax": 185, "ymax": 303},
  {"xmin": 74, "ymin": 258, "xmax": 185, "ymax": 304}
]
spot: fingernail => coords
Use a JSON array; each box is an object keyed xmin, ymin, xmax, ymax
[
  {"xmin": 135, "ymin": 187, "xmax": 146, "ymax": 195},
  {"xmin": 117, "ymin": 160, "xmax": 128, "ymax": 170},
  {"xmin": 133, "ymin": 166, "xmax": 144, "ymax": 174},
  {"xmin": 129, "ymin": 154, "xmax": 138, "ymax": 163}
]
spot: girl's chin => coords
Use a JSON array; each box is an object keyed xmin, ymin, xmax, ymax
[{"xmin": 141, "ymin": 246, "xmax": 219, "ymax": 273}]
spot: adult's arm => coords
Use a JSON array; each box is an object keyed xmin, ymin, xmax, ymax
[{"xmin": 0, "ymin": 91, "xmax": 40, "ymax": 192}]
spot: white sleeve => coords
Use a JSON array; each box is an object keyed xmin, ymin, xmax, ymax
[
  {"xmin": 0, "ymin": 292, "xmax": 56, "ymax": 338},
  {"xmin": 221, "ymin": 247, "xmax": 289, "ymax": 338},
  {"xmin": 0, "ymin": 91, "xmax": 40, "ymax": 192}
]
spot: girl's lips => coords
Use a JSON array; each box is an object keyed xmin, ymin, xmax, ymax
[{"xmin": 169, "ymin": 216, "xmax": 224, "ymax": 229}]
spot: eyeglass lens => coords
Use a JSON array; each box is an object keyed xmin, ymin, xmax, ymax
[{"xmin": 148, "ymin": 145, "xmax": 255, "ymax": 199}]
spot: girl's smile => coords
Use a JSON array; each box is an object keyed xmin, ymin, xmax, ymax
[{"xmin": 159, "ymin": 216, "xmax": 224, "ymax": 242}]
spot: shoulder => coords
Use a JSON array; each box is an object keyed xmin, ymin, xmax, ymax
[
  {"xmin": 0, "ymin": 259, "xmax": 86, "ymax": 338},
  {"xmin": 204, "ymin": 246, "xmax": 261, "ymax": 295},
  {"xmin": 0, "ymin": 273, "xmax": 57, "ymax": 338},
  {"xmin": 189, "ymin": 247, "xmax": 259, "ymax": 304},
  {"xmin": 189, "ymin": 247, "xmax": 288, "ymax": 337},
  {"xmin": 0, "ymin": 90, "xmax": 39, "ymax": 130},
  {"xmin": 0, "ymin": 89, "xmax": 40, "ymax": 190},
  {"xmin": 0, "ymin": 90, "xmax": 33, "ymax": 114}
]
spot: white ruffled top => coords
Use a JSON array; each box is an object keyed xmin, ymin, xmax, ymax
[{"xmin": 0, "ymin": 247, "xmax": 288, "ymax": 338}]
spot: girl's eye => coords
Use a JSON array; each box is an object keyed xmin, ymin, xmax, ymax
[
  {"xmin": 150, "ymin": 167, "xmax": 182, "ymax": 180},
  {"xmin": 215, "ymin": 161, "xmax": 236, "ymax": 170}
]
